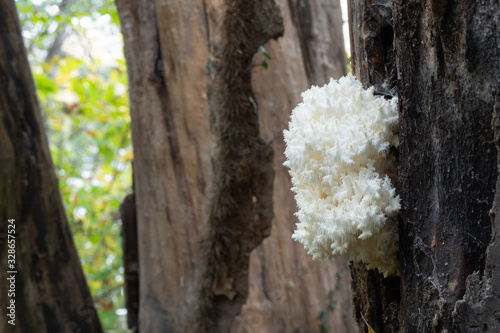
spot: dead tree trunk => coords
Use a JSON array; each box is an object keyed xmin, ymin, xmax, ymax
[
  {"xmin": 394, "ymin": 1, "xmax": 500, "ymax": 331},
  {"xmin": 348, "ymin": 0, "xmax": 500, "ymax": 332},
  {"xmin": 347, "ymin": 1, "xmax": 400, "ymax": 332},
  {"xmin": 0, "ymin": 1, "xmax": 102, "ymax": 332},
  {"xmin": 116, "ymin": 0, "xmax": 356, "ymax": 331}
]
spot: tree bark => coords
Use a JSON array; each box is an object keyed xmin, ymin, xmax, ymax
[
  {"xmin": 196, "ymin": 1, "xmax": 282, "ymax": 331},
  {"xmin": 347, "ymin": 2, "xmax": 400, "ymax": 332},
  {"xmin": 288, "ymin": 0, "xmax": 347, "ymax": 85},
  {"xmin": 120, "ymin": 193, "xmax": 138, "ymax": 333},
  {"xmin": 0, "ymin": 1, "xmax": 102, "ymax": 332},
  {"xmin": 348, "ymin": 0, "xmax": 500, "ymax": 332},
  {"xmin": 394, "ymin": 1, "xmax": 500, "ymax": 331},
  {"xmin": 116, "ymin": 0, "xmax": 356, "ymax": 331}
]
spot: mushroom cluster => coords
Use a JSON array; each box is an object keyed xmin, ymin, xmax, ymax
[{"xmin": 283, "ymin": 75, "xmax": 400, "ymax": 276}]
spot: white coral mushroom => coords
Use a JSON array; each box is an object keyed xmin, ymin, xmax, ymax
[{"xmin": 283, "ymin": 75, "xmax": 400, "ymax": 276}]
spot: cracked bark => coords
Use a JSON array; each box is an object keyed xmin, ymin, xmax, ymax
[
  {"xmin": 452, "ymin": 94, "xmax": 500, "ymax": 333},
  {"xmin": 394, "ymin": 1, "xmax": 499, "ymax": 331},
  {"xmin": 350, "ymin": 0, "xmax": 500, "ymax": 332}
]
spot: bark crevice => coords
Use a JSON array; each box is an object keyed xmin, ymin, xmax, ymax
[{"xmin": 197, "ymin": 1, "xmax": 283, "ymax": 331}]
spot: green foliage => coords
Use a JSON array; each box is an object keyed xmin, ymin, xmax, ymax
[
  {"xmin": 16, "ymin": 0, "xmax": 130, "ymax": 331},
  {"xmin": 256, "ymin": 45, "xmax": 272, "ymax": 70},
  {"xmin": 320, "ymin": 310, "xmax": 330, "ymax": 332}
]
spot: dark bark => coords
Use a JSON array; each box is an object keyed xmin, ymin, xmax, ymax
[
  {"xmin": 452, "ymin": 95, "xmax": 500, "ymax": 332},
  {"xmin": 197, "ymin": 1, "xmax": 283, "ymax": 331},
  {"xmin": 0, "ymin": 1, "xmax": 102, "ymax": 332},
  {"xmin": 349, "ymin": 0, "xmax": 500, "ymax": 332},
  {"xmin": 120, "ymin": 193, "xmax": 138, "ymax": 333},
  {"xmin": 347, "ymin": 1, "xmax": 400, "ymax": 332},
  {"xmin": 394, "ymin": 1, "xmax": 500, "ymax": 331},
  {"xmin": 348, "ymin": 0, "xmax": 396, "ymax": 91},
  {"xmin": 349, "ymin": 263, "xmax": 400, "ymax": 333}
]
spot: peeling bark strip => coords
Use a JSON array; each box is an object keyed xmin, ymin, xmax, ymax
[
  {"xmin": 347, "ymin": 1, "xmax": 400, "ymax": 332},
  {"xmin": 198, "ymin": 1, "xmax": 283, "ymax": 331},
  {"xmin": 394, "ymin": 0, "xmax": 499, "ymax": 331},
  {"xmin": 0, "ymin": 0, "xmax": 102, "ymax": 332}
]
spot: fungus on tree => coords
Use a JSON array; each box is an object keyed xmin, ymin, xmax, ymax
[{"xmin": 284, "ymin": 75, "xmax": 400, "ymax": 276}]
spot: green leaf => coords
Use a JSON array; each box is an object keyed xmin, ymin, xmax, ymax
[
  {"xmin": 33, "ymin": 73, "xmax": 57, "ymax": 94},
  {"xmin": 320, "ymin": 310, "xmax": 329, "ymax": 322},
  {"xmin": 261, "ymin": 61, "xmax": 268, "ymax": 70},
  {"xmin": 249, "ymin": 96, "xmax": 257, "ymax": 110},
  {"xmin": 100, "ymin": 146, "xmax": 115, "ymax": 164},
  {"xmin": 258, "ymin": 45, "xmax": 271, "ymax": 59},
  {"xmin": 89, "ymin": 234, "xmax": 101, "ymax": 245}
]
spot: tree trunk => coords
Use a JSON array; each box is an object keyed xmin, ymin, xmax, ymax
[
  {"xmin": 196, "ymin": 1, "xmax": 282, "ymax": 331},
  {"xmin": 348, "ymin": 0, "xmax": 500, "ymax": 332},
  {"xmin": 395, "ymin": 1, "xmax": 500, "ymax": 331},
  {"xmin": 347, "ymin": 2, "xmax": 400, "ymax": 332},
  {"xmin": 0, "ymin": 1, "xmax": 102, "ymax": 332},
  {"xmin": 116, "ymin": 0, "xmax": 356, "ymax": 331}
]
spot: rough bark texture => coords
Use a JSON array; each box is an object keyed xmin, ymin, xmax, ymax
[
  {"xmin": 196, "ymin": 1, "xmax": 283, "ymax": 331},
  {"xmin": 349, "ymin": 0, "xmax": 395, "ymax": 90},
  {"xmin": 452, "ymin": 95, "xmax": 500, "ymax": 333},
  {"xmin": 394, "ymin": 1, "xmax": 500, "ymax": 331},
  {"xmin": 347, "ymin": 1, "xmax": 400, "ymax": 332},
  {"xmin": 116, "ymin": 1, "xmax": 211, "ymax": 331},
  {"xmin": 0, "ymin": 1, "xmax": 102, "ymax": 332},
  {"xmin": 116, "ymin": 0, "xmax": 356, "ymax": 332},
  {"xmin": 349, "ymin": 1, "xmax": 500, "ymax": 332}
]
